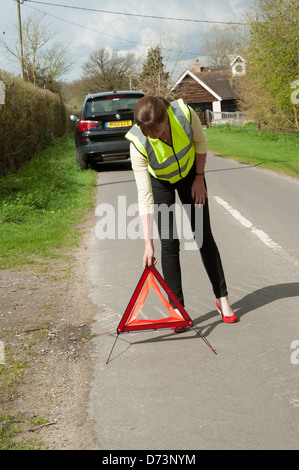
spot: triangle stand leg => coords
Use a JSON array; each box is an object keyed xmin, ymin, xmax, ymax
[
  {"xmin": 106, "ymin": 334, "xmax": 119, "ymax": 365},
  {"xmin": 193, "ymin": 327, "xmax": 217, "ymax": 355}
]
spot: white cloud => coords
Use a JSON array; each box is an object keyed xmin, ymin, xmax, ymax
[{"xmin": 0, "ymin": 0, "xmax": 253, "ymax": 82}]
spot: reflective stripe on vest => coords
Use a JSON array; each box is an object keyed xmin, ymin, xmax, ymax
[{"xmin": 126, "ymin": 99, "xmax": 195, "ymax": 183}]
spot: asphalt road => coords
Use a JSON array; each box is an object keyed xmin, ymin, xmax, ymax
[{"xmin": 86, "ymin": 152, "xmax": 299, "ymax": 450}]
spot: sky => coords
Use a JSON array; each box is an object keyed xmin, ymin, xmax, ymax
[{"xmin": 0, "ymin": 0, "xmax": 255, "ymax": 83}]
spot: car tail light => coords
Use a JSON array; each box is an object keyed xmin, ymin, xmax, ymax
[
  {"xmin": 105, "ymin": 94, "xmax": 125, "ymax": 99},
  {"xmin": 78, "ymin": 119, "xmax": 98, "ymax": 132}
]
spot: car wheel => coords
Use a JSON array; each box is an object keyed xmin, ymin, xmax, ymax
[{"xmin": 76, "ymin": 149, "xmax": 88, "ymax": 169}]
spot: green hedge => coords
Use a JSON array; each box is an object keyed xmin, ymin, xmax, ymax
[{"xmin": 0, "ymin": 70, "xmax": 70, "ymax": 175}]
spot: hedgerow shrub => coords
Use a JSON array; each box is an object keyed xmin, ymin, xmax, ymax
[{"xmin": 0, "ymin": 70, "xmax": 70, "ymax": 175}]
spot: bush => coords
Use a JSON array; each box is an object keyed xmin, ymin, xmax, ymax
[
  {"xmin": 0, "ymin": 134, "xmax": 97, "ymax": 268},
  {"xmin": 0, "ymin": 70, "xmax": 70, "ymax": 175}
]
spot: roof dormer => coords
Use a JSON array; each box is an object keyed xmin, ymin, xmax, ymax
[{"xmin": 230, "ymin": 56, "xmax": 246, "ymax": 76}]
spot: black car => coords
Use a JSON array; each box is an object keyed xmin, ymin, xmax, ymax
[{"xmin": 70, "ymin": 90, "xmax": 145, "ymax": 169}]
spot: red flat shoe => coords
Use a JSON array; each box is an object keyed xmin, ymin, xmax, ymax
[
  {"xmin": 172, "ymin": 326, "xmax": 188, "ymax": 333},
  {"xmin": 216, "ymin": 300, "xmax": 238, "ymax": 323}
]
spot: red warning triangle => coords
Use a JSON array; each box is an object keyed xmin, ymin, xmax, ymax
[{"xmin": 117, "ymin": 266, "xmax": 193, "ymax": 333}]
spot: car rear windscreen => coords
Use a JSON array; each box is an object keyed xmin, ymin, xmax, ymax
[{"xmin": 85, "ymin": 94, "xmax": 144, "ymax": 115}]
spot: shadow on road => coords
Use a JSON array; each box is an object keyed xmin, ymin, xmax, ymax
[
  {"xmin": 105, "ymin": 282, "xmax": 299, "ymax": 363},
  {"xmin": 90, "ymin": 159, "xmax": 132, "ymax": 173},
  {"xmin": 191, "ymin": 281, "xmax": 299, "ymax": 333}
]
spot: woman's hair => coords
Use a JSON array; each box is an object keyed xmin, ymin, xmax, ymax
[{"xmin": 134, "ymin": 95, "xmax": 170, "ymax": 136}]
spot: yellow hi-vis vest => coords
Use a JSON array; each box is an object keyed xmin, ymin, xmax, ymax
[{"xmin": 125, "ymin": 99, "xmax": 195, "ymax": 184}]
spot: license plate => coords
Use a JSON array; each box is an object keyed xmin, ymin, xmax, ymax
[{"xmin": 105, "ymin": 120, "xmax": 132, "ymax": 128}]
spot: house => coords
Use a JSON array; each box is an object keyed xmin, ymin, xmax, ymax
[{"xmin": 172, "ymin": 56, "xmax": 246, "ymax": 123}]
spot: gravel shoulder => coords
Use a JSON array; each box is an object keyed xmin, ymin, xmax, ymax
[{"xmin": 0, "ymin": 211, "xmax": 99, "ymax": 450}]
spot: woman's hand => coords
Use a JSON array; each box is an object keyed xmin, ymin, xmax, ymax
[
  {"xmin": 140, "ymin": 214, "xmax": 156, "ymax": 268},
  {"xmin": 143, "ymin": 240, "xmax": 156, "ymax": 268},
  {"xmin": 191, "ymin": 176, "xmax": 208, "ymax": 206}
]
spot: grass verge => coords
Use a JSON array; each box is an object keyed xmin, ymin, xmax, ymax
[
  {"xmin": 205, "ymin": 124, "xmax": 299, "ymax": 178},
  {"xmin": 0, "ymin": 134, "xmax": 97, "ymax": 269},
  {"xmin": 0, "ymin": 413, "xmax": 46, "ymax": 450},
  {"xmin": 0, "ymin": 134, "xmax": 97, "ymax": 449}
]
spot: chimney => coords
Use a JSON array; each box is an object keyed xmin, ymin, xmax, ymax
[{"xmin": 194, "ymin": 59, "xmax": 201, "ymax": 71}]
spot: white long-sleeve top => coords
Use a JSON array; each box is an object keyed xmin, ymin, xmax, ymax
[{"xmin": 130, "ymin": 107, "xmax": 207, "ymax": 215}]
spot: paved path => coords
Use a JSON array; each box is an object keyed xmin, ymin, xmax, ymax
[{"xmin": 87, "ymin": 153, "xmax": 299, "ymax": 450}]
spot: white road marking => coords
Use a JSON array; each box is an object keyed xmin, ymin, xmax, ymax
[{"xmin": 214, "ymin": 196, "xmax": 298, "ymax": 266}]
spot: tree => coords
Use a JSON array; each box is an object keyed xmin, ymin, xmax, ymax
[
  {"xmin": 241, "ymin": 0, "xmax": 299, "ymax": 132},
  {"xmin": 203, "ymin": 25, "xmax": 244, "ymax": 67},
  {"xmin": 138, "ymin": 46, "xmax": 171, "ymax": 97},
  {"xmin": 81, "ymin": 49, "xmax": 137, "ymax": 94},
  {"xmin": 0, "ymin": 13, "xmax": 72, "ymax": 93},
  {"xmin": 139, "ymin": 46, "xmax": 168, "ymax": 81},
  {"xmin": 36, "ymin": 43, "xmax": 73, "ymax": 93}
]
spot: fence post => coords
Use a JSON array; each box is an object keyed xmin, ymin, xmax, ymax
[{"xmin": 206, "ymin": 109, "xmax": 212, "ymax": 125}]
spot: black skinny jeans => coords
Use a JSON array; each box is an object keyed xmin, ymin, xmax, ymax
[{"xmin": 150, "ymin": 166, "xmax": 228, "ymax": 307}]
